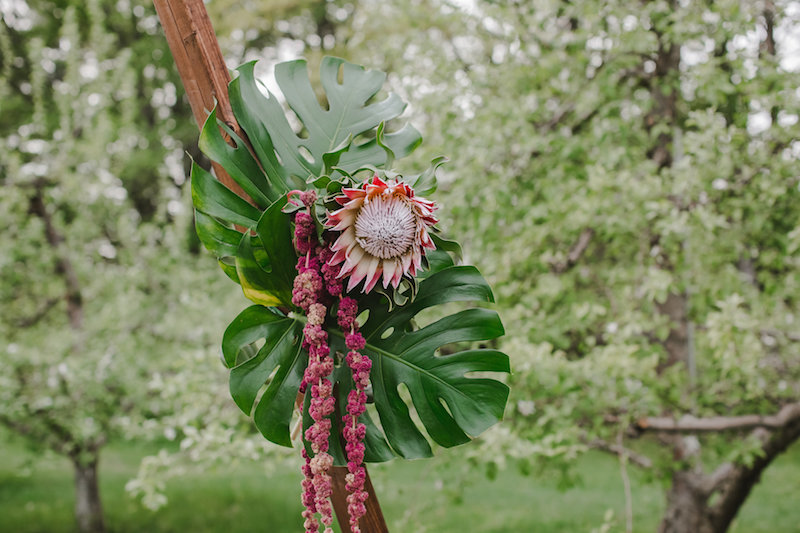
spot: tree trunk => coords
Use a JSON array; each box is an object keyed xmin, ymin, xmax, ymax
[
  {"xmin": 73, "ymin": 457, "xmax": 105, "ymax": 533},
  {"xmin": 659, "ymin": 471, "xmax": 714, "ymax": 533},
  {"xmin": 659, "ymin": 419, "xmax": 800, "ymax": 533}
]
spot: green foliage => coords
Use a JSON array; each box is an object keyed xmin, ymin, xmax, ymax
[
  {"xmin": 4, "ymin": 436, "xmax": 800, "ymax": 532},
  {"xmin": 223, "ymin": 306, "xmax": 305, "ymax": 447},
  {"xmin": 6, "ymin": 0, "xmax": 800, "ymax": 526},
  {"xmin": 340, "ymin": 266, "xmax": 508, "ymax": 459},
  {"xmin": 193, "ymin": 57, "xmax": 509, "ymax": 463}
]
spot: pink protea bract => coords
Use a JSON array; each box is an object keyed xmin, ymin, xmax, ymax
[{"xmin": 326, "ymin": 175, "xmax": 438, "ymax": 293}]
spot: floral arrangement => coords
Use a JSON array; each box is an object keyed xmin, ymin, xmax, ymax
[{"xmin": 191, "ymin": 57, "xmax": 510, "ymax": 532}]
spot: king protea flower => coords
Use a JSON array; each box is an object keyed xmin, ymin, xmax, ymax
[{"xmin": 326, "ymin": 175, "xmax": 438, "ymax": 293}]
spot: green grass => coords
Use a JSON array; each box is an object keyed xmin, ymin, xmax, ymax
[{"xmin": 0, "ymin": 433, "xmax": 798, "ymax": 532}]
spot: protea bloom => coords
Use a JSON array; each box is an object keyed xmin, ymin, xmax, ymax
[{"xmin": 326, "ymin": 175, "xmax": 438, "ymax": 293}]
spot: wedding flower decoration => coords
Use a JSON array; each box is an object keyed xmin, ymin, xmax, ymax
[{"xmin": 190, "ymin": 56, "xmax": 510, "ymax": 533}]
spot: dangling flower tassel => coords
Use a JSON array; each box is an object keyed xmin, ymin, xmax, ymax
[
  {"xmin": 300, "ymin": 449, "xmax": 318, "ymax": 533},
  {"xmin": 303, "ymin": 306, "xmax": 335, "ymax": 533},
  {"xmin": 292, "ymin": 193, "xmax": 335, "ymax": 533},
  {"xmin": 337, "ymin": 297, "xmax": 372, "ymax": 532},
  {"xmin": 293, "ymin": 187, "xmax": 377, "ymax": 532}
]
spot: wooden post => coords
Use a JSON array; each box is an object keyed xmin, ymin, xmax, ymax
[
  {"xmin": 330, "ymin": 466, "xmax": 388, "ymax": 532},
  {"xmin": 152, "ymin": 0, "xmax": 246, "ymax": 200},
  {"xmin": 153, "ymin": 2, "xmax": 388, "ymax": 531}
]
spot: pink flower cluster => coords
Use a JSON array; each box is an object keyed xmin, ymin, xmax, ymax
[
  {"xmin": 338, "ymin": 297, "xmax": 372, "ymax": 532},
  {"xmin": 300, "ymin": 449, "xmax": 317, "ymax": 531},
  {"xmin": 290, "ymin": 189, "xmax": 373, "ymax": 533},
  {"xmin": 292, "ymin": 193, "xmax": 335, "ymax": 533}
]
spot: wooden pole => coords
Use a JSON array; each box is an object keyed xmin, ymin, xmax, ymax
[
  {"xmin": 152, "ymin": 0, "xmax": 246, "ymax": 200},
  {"xmin": 153, "ymin": 2, "xmax": 388, "ymax": 531},
  {"xmin": 330, "ymin": 465, "xmax": 388, "ymax": 532}
]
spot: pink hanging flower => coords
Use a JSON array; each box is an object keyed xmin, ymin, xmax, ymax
[
  {"xmin": 292, "ymin": 195, "xmax": 336, "ymax": 533},
  {"xmin": 326, "ymin": 175, "xmax": 438, "ymax": 293},
  {"xmin": 337, "ymin": 297, "xmax": 372, "ymax": 532}
]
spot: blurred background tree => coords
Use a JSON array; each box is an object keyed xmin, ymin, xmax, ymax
[
  {"xmin": 0, "ymin": 2, "xmax": 284, "ymax": 532},
  {"xmin": 332, "ymin": 2, "xmax": 800, "ymax": 532},
  {"xmin": 2, "ymin": 1, "xmax": 800, "ymax": 532}
]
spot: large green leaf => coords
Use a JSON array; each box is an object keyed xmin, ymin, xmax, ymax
[
  {"xmin": 342, "ymin": 265, "xmax": 509, "ymax": 459},
  {"xmin": 222, "ymin": 306, "xmax": 395, "ymax": 461},
  {"xmin": 198, "ymin": 107, "xmax": 278, "ymax": 208},
  {"xmin": 191, "ymin": 160, "xmax": 263, "ymax": 283},
  {"xmin": 233, "ymin": 198, "xmax": 296, "ymax": 308},
  {"xmin": 222, "ymin": 264, "xmax": 509, "ymax": 463},
  {"xmin": 228, "ymin": 57, "xmax": 422, "ymax": 182},
  {"xmin": 193, "ymin": 210, "xmax": 242, "ymax": 283},
  {"xmin": 191, "ymin": 161, "xmax": 261, "ymax": 230},
  {"xmin": 194, "ymin": 211, "xmax": 241, "ymax": 259},
  {"xmin": 223, "ymin": 306, "xmax": 305, "ymax": 447}
]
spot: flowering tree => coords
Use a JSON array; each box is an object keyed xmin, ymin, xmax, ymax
[
  {"xmin": 7, "ymin": 1, "xmax": 798, "ymax": 532},
  {"xmin": 0, "ymin": 1, "xmax": 281, "ymax": 531},
  {"xmin": 335, "ymin": 1, "xmax": 800, "ymax": 532}
]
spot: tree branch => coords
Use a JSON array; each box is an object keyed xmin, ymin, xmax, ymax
[
  {"xmin": 14, "ymin": 296, "xmax": 61, "ymax": 328},
  {"xmin": 709, "ymin": 418, "xmax": 800, "ymax": 531},
  {"xmin": 0, "ymin": 412, "xmax": 75, "ymax": 456},
  {"xmin": 552, "ymin": 227, "xmax": 595, "ymax": 274},
  {"xmin": 637, "ymin": 402, "xmax": 800, "ymax": 433},
  {"xmin": 588, "ymin": 438, "xmax": 653, "ymax": 469},
  {"xmin": 28, "ymin": 186, "xmax": 84, "ymax": 330},
  {"xmin": 761, "ymin": 327, "xmax": 800, "ymax": 343},
  {"xmin": 0, "ymin": 414, "xmax": 37, "ymax": 440},
  {"xmin": 761, "ymin": 0, "xmax": 777, "ymax": 58},
  {"xmin": 703, "ymin": 462, "xmax": 735, "ymax": 494}
]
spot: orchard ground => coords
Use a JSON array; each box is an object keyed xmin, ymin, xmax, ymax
[{"xmin": 1, "ymin": 430, "xmax": 798, "ymax": 533}]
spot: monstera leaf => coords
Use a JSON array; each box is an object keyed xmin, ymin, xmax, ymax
[
  {"xmin": 222, "ymin": 263, "xmax": 510, "ymax": 464},
  {"xmin": 234, "ymin": 198, "xmax": 297, "ymax": 308},
  {"xmin": 222, "ymin": 306, "xmax": 305, "ymax": 448},
  {"xmin": 228, "ymin": 57, "xmax": 422, "ymax": 184}
]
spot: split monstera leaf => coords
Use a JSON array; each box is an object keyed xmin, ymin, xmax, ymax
[{"xmin": 191, "ymin": 56, "xmax": 510, "ymax": 463}]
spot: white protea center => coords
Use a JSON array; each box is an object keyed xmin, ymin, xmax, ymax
[
  {"xmin": 354, "ymin": 196, "xmax": 416, "ymax": 259},
  {"xmin": 326, "ymin": 175, "xmax": 438, "ymax": 293}
]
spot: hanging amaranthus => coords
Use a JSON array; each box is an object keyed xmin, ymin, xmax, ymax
[
  {"xmin": 289, "ymin": 177, "xmax": 437, "ymax": 531},
  {"xmin": 337, "ymin": 298, "xmax": 371, "ymax": 532},
  {"xmin": 292, "ymin": 192, "xmax": 335, "ymax": 533}
]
